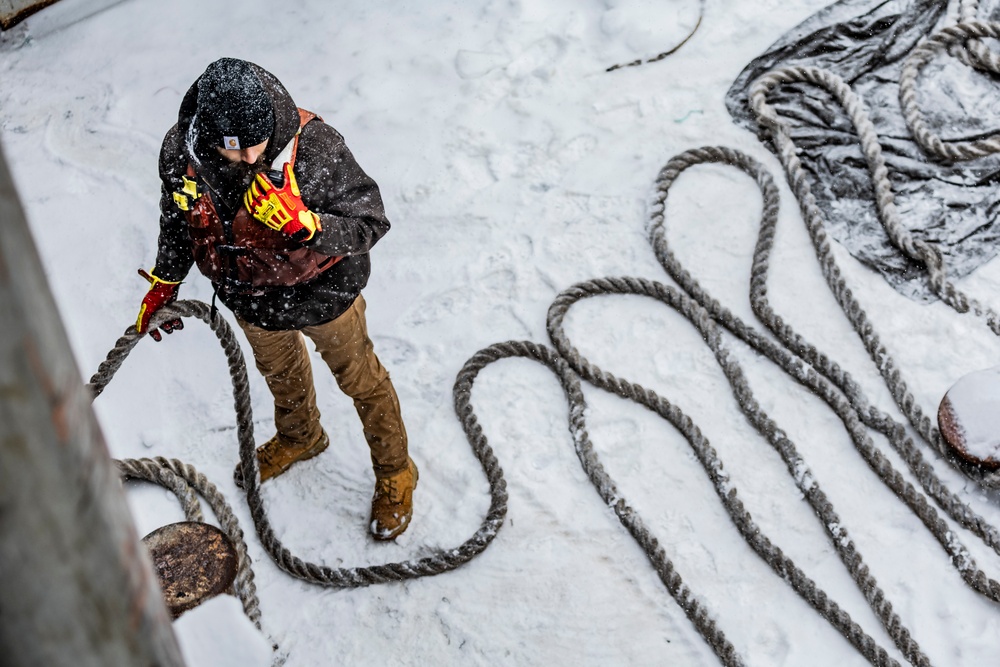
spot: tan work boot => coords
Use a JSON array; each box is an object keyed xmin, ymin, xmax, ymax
[
  {"xmin": 234, "ymin": 431, "xmax": 330, "ymax": 489},
  {"xmin": 370, "ymin": 458, "xmax": 418, "ymax": 540}
]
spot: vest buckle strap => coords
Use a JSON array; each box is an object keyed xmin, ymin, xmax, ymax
[
  {"xmin": 172, "ymin": 191, "xmax": 190, "ymax": 211},
  {"xmin": 173, "ymin": 176, "xmax": 203, "ymax": 211}
]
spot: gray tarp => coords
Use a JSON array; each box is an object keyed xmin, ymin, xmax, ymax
[{"xmin": 726, "ymin": 0, "xmax": 1000, "ymax": 302}]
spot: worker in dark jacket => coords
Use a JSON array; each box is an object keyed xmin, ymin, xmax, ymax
[{"xmin": 136, "ymin": 57, "xmax": 416, "ymax": 540}]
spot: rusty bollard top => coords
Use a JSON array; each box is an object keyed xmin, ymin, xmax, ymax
[{"xmin": 141, "ymin": 522, "xmax": 239, "ymax": 618}]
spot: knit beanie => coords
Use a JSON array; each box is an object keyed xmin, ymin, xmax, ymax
[{"xmin": 196, "ymin": 58, "xmax": 275, "ymax": 150}]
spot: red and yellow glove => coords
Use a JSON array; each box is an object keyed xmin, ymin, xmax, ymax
[
  {"xmin": 136, "ymin": 269, "xmax": 182, "ymax": 342},
  {"xmin": 243, "ymin": 162, "xmax": 322, "ymax": 243}
]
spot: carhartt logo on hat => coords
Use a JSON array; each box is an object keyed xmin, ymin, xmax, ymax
[{"xmin": 224, "ymin": 136, "xmax": 241, "ymax": 150}]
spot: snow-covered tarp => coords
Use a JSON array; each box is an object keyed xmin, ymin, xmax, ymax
[{"xmin": 726, "ymin": 0, "xmax": 1000, "ymax": 302}]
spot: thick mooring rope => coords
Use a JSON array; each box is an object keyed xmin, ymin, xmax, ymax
[
  {"xmin": 85, "ymin": 10, "xmax": 1000, "ymax": 666},
  {"xmin": 548, "ymin": 278, "xmax": 915, "ymax": 667},
  {"xmin": 903, "ymin": 21, "xmax": 1000, "ymax": 162},
  {"xmin": 948, "ymin": 0, "xmax": 1000, "ymax": 72},
  {"xmin": 641, "ymin": 8, "xmax": 1000, "ymax": 665},
  {"xmin": 749, "ymin": 17, "xmax": 1000, "ymax": 523},
  {"xmin": 88, "ymin": 300, "xmax": 510, "ymax": 595},
  {"xmin": 752, "ymin": 21, "xmax": 1000, "ymax": 485},
  {"xmin": 534, "ymin": 13, "xmax": 1000, "ymax": 665},
  {"xmin": 750, "ymin": 57, "xmax": 1000, "ymax": 534},
  {"xmin": 93, "ymin": 301, "xmax": 751, "ymax": 662},
  {"xmin": 455, "ymin": 143, "xmax": 959, "ymax": 665},
  {"xmin": 88, "ymin": 145, "xmax": 942, "ymax": 665},
  {"xmin": 114, "ymin": 456, "xmax": 263, "ymax": 629}
]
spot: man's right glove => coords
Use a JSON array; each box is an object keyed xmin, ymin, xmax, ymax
[{"xmin": 136, "ymin": 269, "xmax": 183, "ymax": 342}]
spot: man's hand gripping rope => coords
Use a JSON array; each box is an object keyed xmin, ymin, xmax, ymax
[{"xmin": 136, "ymin": 268, "xmax": 183, "ymax": 342}]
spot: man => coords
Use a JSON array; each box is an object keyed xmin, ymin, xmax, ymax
[{"xmin": 136, "ymin": 57, "xmax": 416, "ymax": 540}]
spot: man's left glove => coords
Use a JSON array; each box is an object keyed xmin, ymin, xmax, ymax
[
  {"xmin": 136, "ymin": 269, "xmax": 183, "ymax": 342},
  {"xmin": 243, "ymin": 162, "xmax": 322, "ymax": 243}
]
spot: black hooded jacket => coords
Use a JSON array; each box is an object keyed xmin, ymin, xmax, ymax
[{"xmin": 153, "ymin": 61, "xmax": 391, "ymax": 330}]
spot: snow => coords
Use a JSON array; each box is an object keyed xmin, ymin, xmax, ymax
[
  {"xmin": 173, "ymin": 595, "xmax": 273, "ymax": 667},
  {"xmin": 4, "ymin": 0, "xmax": 1000, "ymax": 665}
]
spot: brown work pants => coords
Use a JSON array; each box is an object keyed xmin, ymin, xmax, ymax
[{"xmin": 237, "ymin": 295, "xmax": 409, "ymax": 476}]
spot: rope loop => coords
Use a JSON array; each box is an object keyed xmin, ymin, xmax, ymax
[{"xmin": 900, "ymin": 20, "xmax": 1000, "ymax": 161}]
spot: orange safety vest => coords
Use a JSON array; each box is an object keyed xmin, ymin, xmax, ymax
[{"xmin": 176, "ymin": 108, "xmax": 341, "ymax": 292}]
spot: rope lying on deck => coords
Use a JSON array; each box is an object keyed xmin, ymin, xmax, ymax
[
  {"xmin": 88, "ymin": 300, "xmax": 509, "ymax": 599},
  {"xmin": 86, "ymin": 10, "xmax": 1000, "ymax": 667}
]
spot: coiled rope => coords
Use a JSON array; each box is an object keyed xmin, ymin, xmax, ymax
[{"xmin": 114, "ymin": 456, "xmax": 263, "ymax": 629}]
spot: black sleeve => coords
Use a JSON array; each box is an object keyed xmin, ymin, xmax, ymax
[
  {"xmin": 293, "ymin": 121, "xmax": 391, "ymax": 257},
  {"xmin": 152, "ymin": 125, "xmax": 196, "ymax": 283}
]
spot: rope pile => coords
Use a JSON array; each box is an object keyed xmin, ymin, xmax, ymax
[{"xmin": 85, "ymin": 6, "xmax": 1000, "ymax": 667}]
